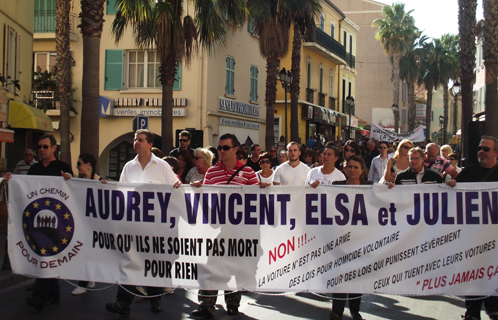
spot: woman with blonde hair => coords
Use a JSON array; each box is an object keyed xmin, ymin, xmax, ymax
[
  {"xmin": 383, "ymin": 139, "xmax": 414, "ymax": 183},
  {"xmin": 440, "ymin": 144, "xmax": 453, "ymax": 159},
  {"xmin": 186, "ymin": 148, "xmax": 214, "ymax": 185}
]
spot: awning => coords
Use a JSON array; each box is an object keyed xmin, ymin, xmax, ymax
[
  {"xmin": 0, "ymin": 128, "xmax": 14, "ymax": 143},
  {"xmin": 8, "ymin": 100, "xmax": 54, "ymax": 132}
]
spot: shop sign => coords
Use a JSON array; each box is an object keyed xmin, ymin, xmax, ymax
[
  {"xmin": 416, "ymin": 104, "xmax": 426, "ymax": 119},
  {"xmin": 0, "ymin": 131, "xmax": 14, "ymax": 143},
  {"xmin": 114, "ymin": 98, "xmax": 187, "ymax": 107},
  {"xmin": 218, "ymin": 97, "xmax": 259, "ymax": 118},
  {"xmin": 219, "ymin": 117, "xmax": 260, "ymax": 130},
  {"xmin": 112, "ymin": 108, "xmax": 187, "ymax": 117}
]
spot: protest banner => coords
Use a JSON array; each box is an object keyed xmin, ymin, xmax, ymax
[
  {"xmin": 7, "ymin": 175, "xmax": 498, "ymax": 295},
  {"xmin": 370, "ymin": 123, "xmax": 425, "ymax": 142}
]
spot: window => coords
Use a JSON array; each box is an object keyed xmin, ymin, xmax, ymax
[
  {"xmin": 107, "ymin": 0, "xmax": 117, "ymax": 15},
  {"xmin": 330, "ymin": 21, "xmax": 335, "ymax": 39},
  {"xmin": 349, "ymin": 35, "xmax": 353, "ymax": 54},
  {"xmin": 319, "ymin": 65, "xmax": 323, "ymax": 93},
  {"xmin": 3, "ymin": 25, "xmax": 21, "ymax": 95},
  {"xmin": 329, "ymin": 71, "xmax": 334, "ymax": 97},
  {"xmin": 343, "ymin": 31, "xmax": 347, "ymax": 48},
  {"xmin": 34, "ymin": 52, "xmax": 57, "ymax": 73},
  {"xmin": 128, "ymin": 51, "xmax": 160, "ymax": 88},
  {"xmin": 248, "ymin": 19, "xmax": 255, "ymax": 34},
  {"xmin": 250, "ymin": 65, "xmax": 258, "ymax": 101},
  {"xmin": 226, "ymin": 56, "xmax": 235, "ymax": 95},
  {"xmin": 320, "ymin": 14, "xmax": 325, "ymax": 31},
  {"xmin": 307, "ymin": 61, "xmax": 312, "ymax": 88}
]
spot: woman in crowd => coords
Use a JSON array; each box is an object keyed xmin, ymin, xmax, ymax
[
  {"xmin": 306, "ymin": 144, "xmax": 345, "ymax": 187},
  {"xmin": 311, "ymin": 149, "xmax": 324, "ymax": 168},
  {"xmin": 207, "ymin": 146, "xmax": 219, "ymax": 165},
  {"xmin": 440, "ymin": 144, "xmax": 453, "ymax": 159},
  {"xmin": 278, "ymin": 150, "xmax": 288, "ymax": 164},
  {"xmin": 236, "ymin": 148, "xmax": 248, "ymax": 165},
  {"xmin": 304, "ymin": 150, "xmax": 317, "ymax": 167},
  {"xmin": 445, "ymin": 152, "xmax": 462, "ymax": 182},
  {"xmin": 255, "ymin": 152, "xmax": 274, "ymax": 187},
  {"xmin": 330, "ymin": 155, "xmax": 372, "ymax": 320},
  {"xmin": 175, "ymin": 150, "xmax": 194, "ymax": 183},
  {"xmin": 276, "ymin": 135, "xmax": 286, "ymax": 154},
  {"xmin": 383, "ymin": 139, "xmax": 413, "ymax": 183},
  {"xmin": 186, "ymin": 148, "xmax": 214, "ymax": 185},
  {"xmin": 62, "ymin": 153, "xmax": 102, "ymax": 295},
  {"xmin": 368, "ymin": 141, "xmax": 390, "ymax": 183},
  {"xmin": 340, "ymin": 140, "xmax": 361, "ymax": 173}
]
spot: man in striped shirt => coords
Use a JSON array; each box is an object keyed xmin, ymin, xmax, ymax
[
  {"xmin": 13, "ymin": 149, "xmax": 37, "ymax": 175},
  {"xmin": 192, "ymin": 133, "xmax": 258, "ymax": 318}
]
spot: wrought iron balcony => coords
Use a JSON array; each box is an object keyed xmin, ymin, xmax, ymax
[
  {"xmin": 318, "ymin": 93, "xmax": 326, "ymax": 107},
  {"xmin": 34, "ymin": 10, "xmax": 77, "ymax": 34},
  {"xmin": 346, "ymin": 53, "xmax": 356, "ymax": 69},
  {"xmin": 313, "ymin": 27, "xmax": 346, "ymax": 61},
  {"xmin": 329, "ymin": 97, "xmax": 336, "ymax": 110},
  {"xmin": 306, "ymin": 88, "xmax": 314, "ymax": 104}
]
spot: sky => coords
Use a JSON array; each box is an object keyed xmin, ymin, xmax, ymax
[{"xmin": 378, "ymin": 0, "xmax": 485, "ymax": 40}]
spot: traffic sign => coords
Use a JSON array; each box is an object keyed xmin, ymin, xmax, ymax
[{"xmin": 132, "ymin": 114, "xmax": 149, "ymax": 131}]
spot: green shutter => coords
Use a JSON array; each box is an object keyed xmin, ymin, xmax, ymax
[
  {"xmin": 250, "ymin": 65, "xmax": 258, "ymax": 101},
  {"xmin": 107, "ymin": 0, "xmax": 117, "ymax": 15},
  {"xmin": 173, "ymin": 63, "xmax": 181, "ymax": 91},
  {"xmin": 105, "ymin": 49, "xmax": 124, "ymax": 90}
]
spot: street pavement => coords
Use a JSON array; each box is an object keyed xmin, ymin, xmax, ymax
[{"xmin": 0, "ymin": 224, "xmax": 487, "ymax": 320}]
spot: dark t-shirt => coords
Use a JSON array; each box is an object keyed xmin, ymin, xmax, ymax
[
  {"xmin": 246, "ymin": 158, "xmax": 261, "ymax": 172},
  {"xmin": 28, "ymin": 160, "xmax": 73, "ymax": 177},
  {"xmin": 456, "ymin": 164, "xmax": 498, "ymax": 182}
]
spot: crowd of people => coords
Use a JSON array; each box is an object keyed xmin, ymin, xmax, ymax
[{"xmin": 2, "ymin": 130, "xmax": 498, "ymax": 320}]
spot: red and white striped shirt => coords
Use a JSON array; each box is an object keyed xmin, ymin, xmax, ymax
[{"xmin": 203, "ymin": 161, "xmax": 259, "ymax": 185}]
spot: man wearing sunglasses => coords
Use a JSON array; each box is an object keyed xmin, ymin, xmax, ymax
[
  {"xmin": 191, "ymin": 133, "xmax": 258, "ymax": 318},
  {"xmin": 246, "ymin": 144, "xmax": 262, "ymax": 173},
  {"xmin": 423, "ymin": 143, "xmax": 459, "ymax": 179},
  {"xmin": 18, "ymin": 135, "xmax": 72, "ymax": 312},
  {"xmin": 169, "ymin": 130, "xmax": 195, "ymax": 158},
  {"xmin": 447, "ymin": 136, "xmax": 498, "ymax": 320}
]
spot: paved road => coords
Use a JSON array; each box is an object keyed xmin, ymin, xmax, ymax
[{"xmin": 0, "ymin": 278, "xmax": 475, "ymax": 320}]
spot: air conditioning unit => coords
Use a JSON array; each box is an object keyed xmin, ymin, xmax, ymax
[
  {"xmin": 313, "ymin": 106, "xmax": 322, "ymax": 122},
  {"xmin": 321, "ymin": 108, "xmax": 330, "ymax": 123},
  {"xmin": 302, "ymin": 105, "xmax": 313, "ymax": 120},
  {"xmin": 330, "ymin": 111, "xmax": 337, "ymax": 125}
]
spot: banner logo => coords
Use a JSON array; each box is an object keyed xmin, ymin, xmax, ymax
[{"xmin": 22, "ymin": 197, "xmax": 75, "ymax": 257}]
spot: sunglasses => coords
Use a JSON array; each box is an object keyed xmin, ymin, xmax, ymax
[
  {"xmin": 378, "ymin": 147, "xmax": 387, "ymax": 149},
  {"xmin": 270, "ymin": 150, "xmax": 277, "ymax": 152},
  {"xmin": 402, "ymin": 145, "xmax": 412, "ymax": 150},
  {"xmin": 76, "ymin": 161, "xmax": 83, "ymax": 167},
  {"xmin": 344, "ymin": 148, "xmax": 355, "ymax": 153},
  {"xmin": 193, "ymin": 156, "xmax": 202, "ymax": 160},
  {"xmin": 448, "ymin": 158, "xmax": 456, "ymax": 161},
  {"xmin": 259, "ymin": 160, "xmax": 270, "ymax": 164},
  {"xmin": 217, "ymin": 145, "xmax": 234, "ymax": 151},
  {"xmin": 478, "ymin": 146, "xmax": 493, "ymax": 152},
  {"xmin": 179, "ymin": 139, "xmax": 189, "ymax": 143},
  {"xmin": 37, "ymin": 145, "xmax": 50, "ymax": 149}
]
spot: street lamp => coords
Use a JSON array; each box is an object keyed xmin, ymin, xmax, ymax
[
  {"xmin": 451, "ymin": 81, "xmax": 461, "ymax": 136},
  {"xmin": 345, "ymin": 95, "xmax": 355, "ymax": 139},
  {"xmin": 391, "ymin": 103, "xmax": 399, "ymax": 133},
  {"xmin": 439, "ymin": 115, "xmax": 444, "ymax": 145},
  {"xmin": 279, "ymin": 68, "xmax": 293, "ymax": 145}
]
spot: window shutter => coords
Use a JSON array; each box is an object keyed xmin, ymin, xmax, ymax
[
  {"xmin": 107, "ymin": 0, "xmax": 117, "ymax": 15},
  {"xmin": 4, "ymin": 25, "xmax": 10, "ymax": 82},
  {"xmin": 173, "ymin": 63, "xmax": 181, "ymax": 91},
  {"xmin": 104, "ymin": 49, "xmax": 124, "ymax": 90},
  {"xmin": 15, "ymin": 32, "xmax": 21, "ymax": 95}
]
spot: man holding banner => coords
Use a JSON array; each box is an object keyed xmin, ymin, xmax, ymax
[
  {"xmin": 106, "ymin": 129, "xmax": 181, "ymax": 316},
  {"xmin": 447, "ymin": 136, "xmax": 498, "ymax": 320},
  {"xmin": 192, "ymin": 133, "xmax": 258, "ymax": 318}
]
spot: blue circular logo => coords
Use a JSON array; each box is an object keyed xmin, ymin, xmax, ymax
[{"xmin": 22, "ymin": 197, "xmax": 75, "ymax": 257}]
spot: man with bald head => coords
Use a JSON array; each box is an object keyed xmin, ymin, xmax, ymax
[
  {"xmin": 13, "ymin": 149, "xmax": 37, "ymax": 175},
  {"xmin": 424, "ymin": 143, "xmax": 459, "ymax": 179}
]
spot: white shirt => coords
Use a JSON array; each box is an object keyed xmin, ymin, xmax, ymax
[
  {"xmin": 120, "ymin": 153, "xmax": 179, "ymax": 184},
  {"xmin": 256, "ymin": 170, "xmax": 275, "ymax": 184},
  {"xmin": 368, "ymin": 154, "xmax": 391, "ymax": 183},
  {"xmin": 273, "ymin": 161, "xmax": 310, "ymax": 186},
  {"xmin": 305, "ymin": 166, "xmax": 346, "ymax": 186}
]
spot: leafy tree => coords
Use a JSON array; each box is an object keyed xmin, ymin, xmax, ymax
[{"xmin": 483, "ymin": 0, "xmax": 498, "ymax": 137}]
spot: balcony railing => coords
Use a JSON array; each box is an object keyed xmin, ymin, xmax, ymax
[
  {"xmin": 34, "ymin": 10, "xmax": 77, "ymax": 34},
  {"xmin": 306, "ymin": 88, "xmax": 314, "ymax": 104},
  {"xmin": 318, "ymin": 93, "xmax": 326, "ymax": 107},
  {"xmin": 346, "ymin": 53, "xmax": 356, "ymax": 69},
  {"xmin": 313, "ymin": 27, "xmax": 346, "ymax": 61},
  {"xmin": 329, "ymin": 97, "xmax": 336, "ymax": 110}
]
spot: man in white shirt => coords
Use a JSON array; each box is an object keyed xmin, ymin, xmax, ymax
[
  {"xmin": 106, "ymin": 129, "xmax": 180, "ymax": 316},
  {"xmin": 368, "ymin": 141, "xmax": 391, "ymax": 183},
  {"xmin": 305, "ymin": 144, "xmax": 345, "ymax": 186},
  {"xmin": 273, "ymin": 142, "xmax": 310, "ymax": 186}
]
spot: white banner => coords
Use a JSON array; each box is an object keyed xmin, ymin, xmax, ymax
[
  {"xmin": 7, "ymin": 175, "xmax": 498, "ymax": 295},
  {"xmin": 371, "ymin": 123, "xmax": 425, "ymax": 142}
]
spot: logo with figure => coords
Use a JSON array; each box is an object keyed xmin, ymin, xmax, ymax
[{"xmin": 22, "ymin": 197, "xmax": 75, "ymax": 257}]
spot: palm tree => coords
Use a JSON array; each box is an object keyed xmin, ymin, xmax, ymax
[
  {"xmin": 55, "ymin": 0, "xmax": 72, "ymax": 165},
  {"xmin": 399, "ymin": 32, "xmax": 427, "ymax": 131},
  {"xmin": 373, "ymin": 3, "xmax": 416, "ymax": 133},
  {"xmin": 372, "ymin": 3, "xmax": 417, "ymax": 132},
  {"xmin": 112, "ymin": 0, "xmax": 245, "ymax": 153},
  {"xmin": 458, "ymin": 0, "xmax": 476, "ymax": 161},
  {"xmin": 289, "ymin": 1, "xmax": 321, "ymax": 143},
  {"xmin": 436, "ymin": 34, "xmax": 460, "ymax": 144},
  {"xmin": 79, "ymin": 0, "xmax": 105, "ymax": 159},
  {"xmin": 483, "ymin": 0, "xmax": 498, "ymax": 137}
]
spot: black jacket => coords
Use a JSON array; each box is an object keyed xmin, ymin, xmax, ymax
[{"xmin": 395, "ymin": 168, "xmax": 443, "ymax": 185}]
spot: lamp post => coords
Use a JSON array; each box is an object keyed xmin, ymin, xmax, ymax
[
  {"xmin": 451, "ymin": 81, "xmax": 461, "ymax": 136},
  {"xmin": 345, "ymin": 96, "xmax": 355, "ymax": 139},
  {"xmin": 279, "ymin": 68, "xmax": 293, "ymax": 145},
  {"xmin": 439, "ymin": 115, "xmax": 444, "ymax": 145},
  {"xmin": 391, "ymin": 103, "xmax": 399, "ymax": 133}
]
